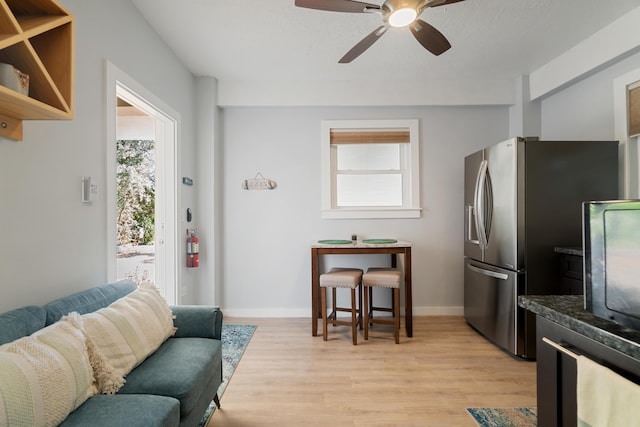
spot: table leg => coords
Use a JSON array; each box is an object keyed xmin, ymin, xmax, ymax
[
  {"xmin": 311, "ymin": 248, "xmax": 319, "ymax": 336},
  {"xmin": 405, "ymin": 247, "xmax": 413, "ymax": 337}
]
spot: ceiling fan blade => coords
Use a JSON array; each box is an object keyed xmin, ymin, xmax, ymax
[
  {"xmin": 295, "ymin": 0, "xmax": 380, "ymax": 13},
  {"xmin": 420, "ymin": 0, "xmax": 465, "ymax": 8},
  {"xmin": 339, "ymin": 25, "xmax": 388, "ymax": 63},
  {"xmin": 409, "ymin": 19, "xmax": 451, "ymax": 56}
]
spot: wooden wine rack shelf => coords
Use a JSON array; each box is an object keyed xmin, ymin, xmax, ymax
[{"xmin": 0, "ymin": 0, "xmax": 74, "ymax": 141}]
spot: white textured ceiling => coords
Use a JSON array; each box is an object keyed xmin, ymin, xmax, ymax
[{"xmin": 131, "ymin": 0, "xmax": 640, "ymax": 98}]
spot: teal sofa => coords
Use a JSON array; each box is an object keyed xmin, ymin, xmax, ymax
[{"xmin": 0, "ymin": 280, "xmax": 223, "ymax": 427}]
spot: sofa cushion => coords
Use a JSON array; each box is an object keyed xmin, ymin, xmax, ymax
[
  {"xmin": 171, "ymin": 305, "xmax": 223, "ymax": 340},
  {"xmin": 118, "ymin": 337, "xmax": 222, "ymax": 418},
  {"xmin": 44, "ymin": 280, "xmax": 137, "ymax": 326},
  {"xmin": 74, "ymin": 283, "xmax": 176, "ymax": 381},
  {"xmin": 0, "ymin": 305, "xmax": 47, "ymax": 345},
  {"xmin": 0, "ymin": 319, "xmax": 96, "ymax": 427},
  {"xmin": 60, "ymin": 394, "xmax": 180, "ymax": 427},
  {"xmin": 95, "ymin": 280, "xmax": 138, "ymax": 306}
]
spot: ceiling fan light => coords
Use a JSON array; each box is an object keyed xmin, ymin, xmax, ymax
[{"xmin": 388, "ymin": 7, "xmax": 417, "ymax": 27}]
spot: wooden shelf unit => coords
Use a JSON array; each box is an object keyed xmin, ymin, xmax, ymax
[{"xmin": 0, "ymin": 0, "xmax": 73, "ymax": 141}]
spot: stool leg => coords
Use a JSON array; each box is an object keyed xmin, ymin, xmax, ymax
[
  {"xmin": 368, "ymin": 286, "xmax": 373, "ymax": 323},
  {"xmin": 358, "ymin": 283, "xmax": 363, "ymax": 330},
  {"xmin": 394, "ymin": 288, "xmax": 400, "ymax": 344},
  {"xmin": 351, "ymin": 287, "xmax": 357, "ymax": 345},
  {"xmin": 363, "ymin": 286, "xmax": 369, "ymax": 340},
  {"xmin": 321, "ymin": 287, "xmax": 328, "ymax": 341},
  {"xmin": 391, "ymin": 288, "xmax": 395, "ymax": 317},
  {"xmin": 332, "ymin": 287, "xmax": 337, "ymax": 326}
]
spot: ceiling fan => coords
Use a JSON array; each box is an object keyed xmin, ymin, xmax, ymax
[{"xmin": 295, "ymin": 0, "xmax": 465, "ymax": 63}]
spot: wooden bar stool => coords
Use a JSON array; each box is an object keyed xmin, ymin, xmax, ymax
[
  {"xmin": 320, "ymin": 267, "xmax": 363, "ymax": 345},
  {"xmin": 363, "ymin": 267, "xmax": 401, "ymax": 344}
]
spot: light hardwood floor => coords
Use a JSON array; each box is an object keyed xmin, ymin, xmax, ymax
[{"xmin": 208, "ymin": 316, "xmax": 536, "ymax": 427}]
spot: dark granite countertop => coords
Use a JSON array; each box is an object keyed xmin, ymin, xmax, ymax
[
  {"xmin": 519, "ymin": 295, "xmax": 640, "ymax": 359},
  {"xmin": 554, "ymin": 246, "xmax": 583, "ymax": 256}
]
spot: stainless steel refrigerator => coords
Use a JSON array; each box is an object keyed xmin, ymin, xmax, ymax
[{"xmin": 463, "ymin": 137, "xmax": 618, "ymax": 359}]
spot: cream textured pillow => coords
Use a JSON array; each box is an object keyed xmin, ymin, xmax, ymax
[
  {"xmin": 77, "ymin": 283, "xmax": 176, "ymax": 381},
  {"xmin": 63, "ymin": 312, "xmax": 125, "ymax": 395},
  {"xmin": 0, "ymin": 320, "xmax": 96, "ymax": 427}
]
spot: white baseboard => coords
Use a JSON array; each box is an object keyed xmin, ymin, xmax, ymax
[
  {"xmin": 412, "ymin": 306, "xmax": 464, "ymax": 316},
  {"xmin": 221, "ymin": 306, "xmax": 464, "ymax": 318},
  {"xmin": 222, "ymin": 308, "xmax": 310, "ymax": 318}
]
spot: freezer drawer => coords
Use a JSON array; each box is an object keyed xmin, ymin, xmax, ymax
[{"xmin": 464, "ymin": 258, "xmax": 525, "ymax": 356}]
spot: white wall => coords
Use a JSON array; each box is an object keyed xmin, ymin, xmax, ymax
[
  {"xmin": 221, "ymin": 106, "xmax": 509, "ymax": 316},
  {"xmin": 208, "ymin": 8, "xmax": 640, "ymax": 318},
  {"xmin": 195, "ymin": 77, "xmax": 221, "ymax": 305},
  {"xmin": 529, "ymin": 7, "xmax": 640, "ymax": 101},
  {"xmin": 2, "ymin": 1, "xmax": 638, "ymax": 317},
  {"xmin": 541, "ymin": 51, "xmax": 640, "ymax": 141},
  {"xmin": 0, "ymin": 0, "xmax": 198, "ymax": 312},
  {"xmin": 540, "ymin": 50, "xmax": 640, "ymax": 200}
]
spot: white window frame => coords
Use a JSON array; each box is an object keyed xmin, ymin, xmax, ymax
[
  {"xmin": 614, "ymin": 68, "xmax": 640, "ymax": 198},
  {"xmin": 321, "ymin": 119, "xmax": 421, "ymax": 219}
]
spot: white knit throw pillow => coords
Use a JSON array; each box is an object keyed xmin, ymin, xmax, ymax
[{"xmin": 0, "ymin": 320, "xmax": 96, "ymax": 427}]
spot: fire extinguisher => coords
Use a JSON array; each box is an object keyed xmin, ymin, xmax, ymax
[{"xmin": 187, "ymin": 229, "xmax": 199, "ymax": 268}]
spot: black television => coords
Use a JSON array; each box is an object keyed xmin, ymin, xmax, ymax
[{"xmin": 583, "ymin": 200, "xmax": 640, "ymax": 330}]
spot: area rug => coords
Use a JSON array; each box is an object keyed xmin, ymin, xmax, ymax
[
  {"xmin": 467, "ymin": 407, "xmax": 537, "ymax": 427},
  {"xmin": 198, "ymin": 324, "xmax": 257, "ymax": 427}
]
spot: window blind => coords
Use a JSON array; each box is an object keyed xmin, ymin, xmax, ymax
[
  {"xmin": 330, "ymin": 129, "xmax": 410, "ymax": 144},
  {"xmin": 630, "ymin": 82, "xmax": 640, "ymax": 137}
]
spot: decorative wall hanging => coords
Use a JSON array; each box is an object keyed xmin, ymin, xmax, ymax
[{"xmin": 242, "ymin": 172, "xmax": 277, "ymax": 190}]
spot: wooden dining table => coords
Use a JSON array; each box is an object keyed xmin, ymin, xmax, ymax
[{"xmin": 310, "ymin": 240, "xmax": 413, "ymax": 338}]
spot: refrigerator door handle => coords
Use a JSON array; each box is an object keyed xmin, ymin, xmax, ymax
[
  {"xmin": 474, "ymin": 159, "xmax": 489, "ymax": 249},
  {"xmin": 466, "ymin": 262, "xmax": 509, "ymax": 280}
]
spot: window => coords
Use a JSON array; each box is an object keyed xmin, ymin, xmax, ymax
[
  {"xmin": 321, "ymin": 119, "xmax": 421, "ymax": 219},
  {"xmin": 630, "ymin": 81, "xmax": 640, "ymax": 137},
  {"xmin": 615, "ymin": 70, "xmax": 640, "ymax": 198}
]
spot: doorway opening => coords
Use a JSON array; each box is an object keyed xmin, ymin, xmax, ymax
[
  {"xmin": 106, "ymin": 62, "xmax": 179, "ymax": 305},
  {"xmin": 116, "ymin": 99, "xmax": 156, "ymax": 284}
]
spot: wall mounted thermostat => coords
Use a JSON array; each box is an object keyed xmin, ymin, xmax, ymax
[{"xmin": 82, "ymin": 176, "xmax": 97, "ymax": 203}]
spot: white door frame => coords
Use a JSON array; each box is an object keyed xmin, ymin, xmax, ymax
[{"xmin": 105, "ymin": 61, "xmax": 180, "ymax": 304}]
